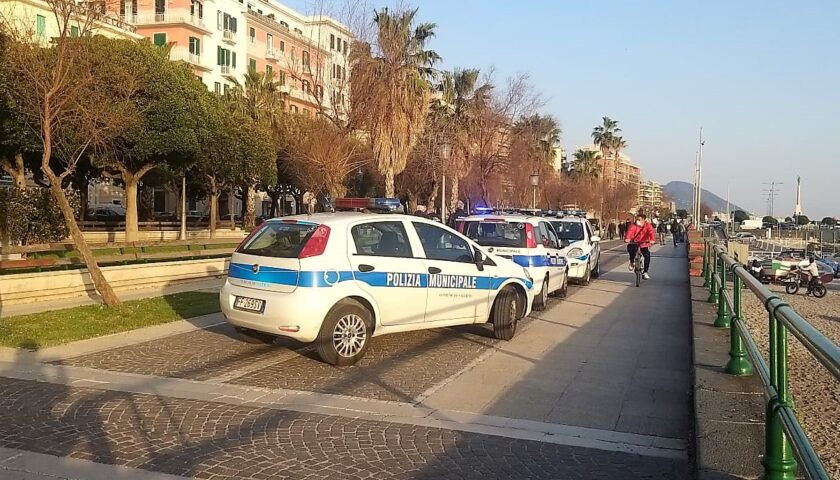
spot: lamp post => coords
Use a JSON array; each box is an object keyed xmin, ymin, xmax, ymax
[
  {"xmin": 530, "ymin": 171, "xmax": 540, "ymax": 209},
  {"xmin": 440, "ymin": 141, "xmax": 452, "ymax": 224}
]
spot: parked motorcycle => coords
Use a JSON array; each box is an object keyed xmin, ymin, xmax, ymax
[{"xmin": 783, "ymin": 270, "xmax": 827, "ymax": 297}]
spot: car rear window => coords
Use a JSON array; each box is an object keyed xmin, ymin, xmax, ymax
[
  {"xmin": 462, "ymin": 221, "xmax": 527, "ymax": 247},
  {"xmin": 237, "ymin": 222, "xmax": 318, "ymax": 258}
]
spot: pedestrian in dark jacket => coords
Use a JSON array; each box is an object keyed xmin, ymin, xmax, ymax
[
  {"xmin": 607, "ymin": 222, "xmax": 617, "ymax": 240},
  {"xmin": 448, "ymin": 201, "xmax": 467, "ymax": 229},
  {"xmin": 413, "ymin": 205, "xmax": 429, "ymax": 218}
]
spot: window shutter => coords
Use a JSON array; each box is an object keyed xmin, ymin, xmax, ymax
[
  {"xmin": 232, "ymin": 51, "xmax": 236, "ymax": 68},
  {"xmin": 217, "ymin": 46, "xmax": 222, "ymax": 65}
]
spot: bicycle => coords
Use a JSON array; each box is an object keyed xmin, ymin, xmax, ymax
[{"xmin": 629, "ymin": 242, "xmax": 644, "ymax": 287}]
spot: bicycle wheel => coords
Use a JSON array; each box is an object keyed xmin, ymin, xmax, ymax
[{"xmin": 635, "ymin": 262, "xmax": 642, "ymax": 287}]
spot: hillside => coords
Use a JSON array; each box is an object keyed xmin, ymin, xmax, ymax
[{"xmin": 663, "ymin": 181, "xmax": 748, "ymax": 214}]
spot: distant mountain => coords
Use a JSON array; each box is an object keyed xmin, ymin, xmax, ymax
[{"xmin": 663, "ymin": 181, "xmax": 748, "ymax": 214}]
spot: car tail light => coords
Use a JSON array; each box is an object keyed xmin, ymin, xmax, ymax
[
  {"xmin": 299, "ymin": 224, "xmax": 330, "ymax": 258},
  {"xmin": 525, "ymin": 224, "xmax": 537, "ymax": 248}
]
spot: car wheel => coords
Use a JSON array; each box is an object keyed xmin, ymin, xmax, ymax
[
  {"xmin": 579, "ymin": 264, "xmax": 592, "ymax": 286},
  {"xmin": 235, "ymin": 327, "xmax": 276, "ymax": 345},
  {"xmin": 591, "ymin": 259, "xmax": 600, "ymax": 278},
  {"xmin": 316, "ymin": 299, "xmax": 372, "ymax": 366},
  {"xmin": 557, "ymin": 274, "xmax": 568, "ymax": 299},
  {"xmin": 533, "ymin": 278, "xmax": 548, "ymax": 311},
  {"xmin": 492, "ymin": 287, "xmax": 520, "ymax": 341}
]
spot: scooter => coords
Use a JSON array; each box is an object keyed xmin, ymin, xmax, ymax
[{"xmin": 783, "ymin": 269, "xmax": 827, "ymax": 298}]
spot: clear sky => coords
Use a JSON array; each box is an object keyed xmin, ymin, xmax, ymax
[{"xmin": 284, "ymin": 0, "xmax": 840, "ymax": 219}]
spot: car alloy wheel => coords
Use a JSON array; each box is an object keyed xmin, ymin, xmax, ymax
[{"xmin": 332, "ymin": 314, "xmax": 367, "ymax": 358}]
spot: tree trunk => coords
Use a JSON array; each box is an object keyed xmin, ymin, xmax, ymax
[
  {"xmin": 208, "ymin": 176, "xmax": 218, "ymax": 239},
  {"xmin": 124, "ymin": 174, "xmax": 139, "ymax": 243},
  {"xmin": 1, "ymin": 153, "xmax": 26, "ymax": 189},
  {"xmin": 480, "ymin": 175, "xmax": 490, "ymax": 207},
  {"xmin": 46, "ymin": 170, "xmax": 121, "ymax": 306},
  {"xmin": 449, "ymin": 177, "xmax": 460, "ymax": 212},
  {"xmin": 244, "ymin": 184, "xmax": 256, "ymax": 227},
  {"xmin": 78, "ymin": 177, "xmax": 89, "ymax": 221},
  {"xmin": 229, "ymin": 187, "xmax": 236, "ymax": 229},
  {"xmin": 384, "ymin": 168, "xmax": 395, "ymax": 198}
]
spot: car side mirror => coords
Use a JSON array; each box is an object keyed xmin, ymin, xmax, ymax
[
  {"xmin": 591, "ymin": 236, "xmax": 601, "ymax": 243},
  {"xmin": 474, "ymin": 250, "xmax": 485, "ymax": 271}
]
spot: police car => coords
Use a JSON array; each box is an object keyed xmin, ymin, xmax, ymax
[
  {"xmin": 457, "ymin": 214, "xmax": 568, "ymax": 311},
  {"xmin": 548, "ymin": 215, "xmax": 601, "ymax": 285},
  {"xmin": 220, "ymin": 202, "xmax": 535, "ymax": 366}
]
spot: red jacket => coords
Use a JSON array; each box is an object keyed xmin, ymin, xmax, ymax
[{"xmin": 625, "ymin": 222, "xmax": 656, "ymax": 248}]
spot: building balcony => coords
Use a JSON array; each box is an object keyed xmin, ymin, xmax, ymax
[
  {"xmin": 222, "ymin": 29, "xmax": 236, "ymax": 44},
  {"xmin": 265, "ymin": 48, "xmax": 279, "ymax": 61},
  {"xmin": 131, "ymin": 9, "xmax": 211, "ymax": 34},
  {"xmin": 169, "ymin": 47, "xmax": 212, "ymax": 72},
  {"xmin": 221, "ymin": 65, "xmax": 232, "ymax": 75}
]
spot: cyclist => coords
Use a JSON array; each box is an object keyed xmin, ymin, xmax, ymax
[{"xmin": 625, "ymin": 214, "xmax": 657, "ymax": 280}]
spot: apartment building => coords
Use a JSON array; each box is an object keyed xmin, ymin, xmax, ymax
[
  {"xmin": 121, "ymin": 0, "xmax": 351, "ymax": 117},
  {"xmin": 638, "ymin": 179, "xmax": 663, "ymax": 213},
  {"xmin": 1, "ymin": 0, "xmax": 142, "ymax": 41},
  {"xmin": 577, "ymin": 144, "xmax": 642, "ymax": 188}
]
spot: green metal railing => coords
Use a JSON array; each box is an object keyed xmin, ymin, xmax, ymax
[{"xmin": 702, "ymin": 240, "xmax": 840, "ymax": 480}]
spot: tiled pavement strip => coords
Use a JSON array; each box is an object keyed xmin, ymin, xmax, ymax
[{"xmin": 0, "ymin": 242, "xmax": 692, "ymax": 478}]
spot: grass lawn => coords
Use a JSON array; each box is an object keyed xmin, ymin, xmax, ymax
[{"xmin": 0, "ymin": 291, "xmax": 220, "ymax": 350}]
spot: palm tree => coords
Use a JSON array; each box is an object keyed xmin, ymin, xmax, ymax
[
  {"xmin": 349, "ymin": 7, "xmax": 441, "ymax": 197},
  {"xmin": 572, "ymin": 149, "xmax": 601, "ymax": 180},
  {"xmin": 591, "ymin": 116, "xmax": 620, "ymax": 168},
  {"xmin": 229, "ymin": 67, "xmax": 284, "ymax": 226},
  {"xmin": 514, "ymin": 114, "xmax": 561, "ymax": 167}
]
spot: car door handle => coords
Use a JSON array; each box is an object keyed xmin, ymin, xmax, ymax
[
  {"xmin": 358, "ymin": 264, "xmax": 375, "ymax": 272},
  {"xmin": 428, "ymin": 267, "xmax": 442, "ymax": 274}
]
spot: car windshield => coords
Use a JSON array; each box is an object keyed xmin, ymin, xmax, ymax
[
  {"xmin": 462, "ymin": 221, "xmax": 527, "ymax": 247},
  {"xmin": 550, "ymin": 221, "xmax": 584, "ymax": 244},
  {"xmin": 237, "ymin": 221, "xmax": 317, "ymax": 258}
]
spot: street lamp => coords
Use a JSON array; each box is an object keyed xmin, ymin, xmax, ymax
[
  {"xmin": 439, "ymin": 141, "xmax": 452, "ymax": 223},
  {"xmin": 530, "ymin": 171, "xmax": 540, "ymax": 209}
]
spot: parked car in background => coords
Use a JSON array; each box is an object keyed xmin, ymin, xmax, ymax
[
  {"xmin": 733, "ymin": 232, "xmax": 757, "ymax": 243},
  {"xmin": 819, "ymin": 255, "xmax": 840, "ymax": 278},
  {"xmin": 154, "ymin": 211, "xmax": 177, "ymax": 221},
  {"xmin": 87, "ymin": 206, "xmax": 125, "ymax": 222}
]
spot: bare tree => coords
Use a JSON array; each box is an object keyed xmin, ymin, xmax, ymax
[{"xmin": 1, "ymin": 0, "xmax": 130, "ymax": 306}]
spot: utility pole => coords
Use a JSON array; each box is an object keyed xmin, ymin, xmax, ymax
[
  {"xmin": 762, "ymin": 181, "xmax": 783, "ymax": 218},
  {"xmin": 692, "ymin": 128, "xmax": 704, "ymax": 224}
]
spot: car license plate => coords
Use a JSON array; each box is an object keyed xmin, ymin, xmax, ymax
[{"xmin": 233, "ymin": 296, "xmax": 265, "ymax": 313}]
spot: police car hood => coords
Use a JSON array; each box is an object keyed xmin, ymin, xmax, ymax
[{"xmin": 559, "ymin": 241, "xmax": 588, "ymax": 258}]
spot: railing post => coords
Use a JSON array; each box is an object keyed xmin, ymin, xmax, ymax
[
  {"xmin": 701, "ymin": 242, "xmax": 710, "ymax": 287},
  {"xmin": 708, "ymin": 248, "xmax": 719, "ymax": 304},
  {"xmin": 714, "ymin": 254, "xmax": 730, "ymax": 328},
  {"xmin": 726, "ymin": 272, "xmax": 753, "ymax": 375},
  {"xmin": 762, "ymin": 303, "xmax": 797, "ymax": 480}
]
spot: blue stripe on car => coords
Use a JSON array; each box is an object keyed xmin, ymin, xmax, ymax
[
  {"xmin": 511, "ymin": 255, "xmax": 568, "ymax": 268},
  {"xmin": 228, "ymin": 263, "xmax": 532, "ymax": 290}
]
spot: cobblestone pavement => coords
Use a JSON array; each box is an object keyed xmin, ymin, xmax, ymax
[
  {"xmin": 227, "ymin": 326, "xmax": 500, "ymax": 402},
  {"xmin": 54, "ymin": 321, "xmax": 503, "ymax": 402},
  {"xmin": 54, "ymin": 324, "xmax": 302, "ymax": 381},
  {"xmin": 0, "ymin": 377, "xmax": 687, "ymax": 480}
]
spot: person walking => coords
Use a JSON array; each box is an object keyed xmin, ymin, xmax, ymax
[
  {"xmin": 448, "ymin": 201, "xmax": 468, "ymax": 229},
  {"xmin": 607, "ymin": 222, "xmax": 617, "ymax": 240},
  {"xmin": 618, "ymin": 221, "xmax": 626, "ymax": 240},
  {"xmin": 671, "ymin": 218, "xmax": 680, "ymax": 246},
  {"xmin": 657, "ymin": 221, "xmax": 668, "ymax": 245}
]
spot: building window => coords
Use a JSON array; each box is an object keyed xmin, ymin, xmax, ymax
[
  {"xmin": 214, "ymin": 82, "xmax": 221, "ymax": 94},
  {"xmin": 266, "ymin": 65, "xmax": 272, "ymax": 77},
  {"xmin": 257, "ymin": 8, "xmax": 262, "ymax": 14},
  {"xmin": 266, "ymin": 33, "xmax": 273, "ymax": 49},
  {"xmin": 343, "ymin": 40, "xmax": 348, "ymax": 54},
  {"xmin": 315, "ymin": 85, "xmax": 323, "ymax": 99},
  {"xmin": 222, "ymin": 13, "xmax": 236, "ymax": 32},
  {"xmin": 249, "ymin": 58, "xmax": 256, "ymax": 71},
  {"xmin": 294, "ymin": 27, "xmax": 302, "ymax": 34},
  {"xmin": 154, "ymin": 0, "xmax": 164, "ymax": 14},
  {"xmin": 330, "ymin": 34, "xmax": 334, "ymax": 49},
  {"xmin": 70, "ymin": 25, "xmax": 79, "ymax": 37},
  {"xmin": 301, "ymin": 80, "xmax": 310, "ymax": 93},
  {"xmin": 290, "ymin": 104, "xmax": 298, "ymax": 113},
  {"xmin": 189, "ymin": 36, "xmax": 200, "ymax": 55},
  {"xmin": 190, "ymin": 0, "xmax": 202, "ymax": 18},
  {"xmin": 301, "ymin": 51, "xmax": 309, "ymax": 68},
  {"xmin": 279, "ymin": 21, "xmax": 289, "ymax": 29},
  {"xmin": 302, "ymin": 108, "xmax": 310, "ymax": 117},
  {"xmin": 217, "ymin": 47, "xmax": 233, "ymax": 68},
  {"xmin": 153, "ymin": 33, "xmax": 166, "ymax": 46},
  {"xmin": 35, "ymin": 14, "xmax": 45, "ymax": 40},
  {"xmin": 279, "ymin": 40, "xmax": 285, "ymax": 52},
  {"xmin": 249, "ymin": 27, "xmax": 255, "ymax": 43},
  {"xmin": 232, "ymin": 51, "xmax": 236, "ymax": 67},
  {"xmin": 278, "ymin": 71, "xmax": 285, "ymax": 85}
]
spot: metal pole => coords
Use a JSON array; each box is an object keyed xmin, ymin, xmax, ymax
[
  {"xmin": 701, "ymin": 242, "xmax": 710, "ymax": 287},
  {"xmin": 179, "ymin": 175, "xmax": 187, "ymax": 240},
  {"xmin": 441, "ymin": 174, "xmax": 447, "ymax": 224},
  {"xmin": 714, "ymin": 254, "xmax": 730, "ymax": 328},
  {"xmin": 726, "ymin": 272, "xmax": 753, "ymax": 375},
  {"xmin": 762, "ymin": 303, "xmax": 798, "ymax": 479},
  {"xmin": 532, "ymin": 185, "xmax": 537, "ymax": 210},
  {"xmin": 708, "ymin": 247, "xmax": 719, "ymax": 304}
]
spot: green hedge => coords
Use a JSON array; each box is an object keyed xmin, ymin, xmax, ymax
[{"xmin": 0, "ymin": 187, "xmax": 78, "ymax": 245}]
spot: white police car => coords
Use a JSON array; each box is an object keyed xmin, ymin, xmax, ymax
[
  {"xmin": 458, "ymin": 214, "xmax": 568, "ymax": 311},
  {"xmin": 548, "ymin": 216, "xmax": 601, "ymax": 285},
  {"xmin": 220, "ymin": 207, "xmax": 535, "ymax": 366}
]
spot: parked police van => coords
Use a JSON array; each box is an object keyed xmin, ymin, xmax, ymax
[
  {"xmin": 221, "ymin": 200, "xmax": 535, "ymax": 365},
  {"xmin": 457, "ymin": 214, "xmax": 569, "ymax": 311}
]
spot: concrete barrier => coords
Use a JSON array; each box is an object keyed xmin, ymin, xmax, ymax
[{"xmin": 0, "ymin": 257, "xmax": 229, "ymax": 306}]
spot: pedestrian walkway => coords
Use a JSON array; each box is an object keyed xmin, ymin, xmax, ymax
[{"xmin": 0, "ymin": 242, "xmax": 693, "ymax": 479}]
